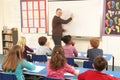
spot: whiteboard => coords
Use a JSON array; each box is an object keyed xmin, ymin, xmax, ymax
[{"xmin": 48, "ymin": 0, "xmax": 103, "ymax": 37}]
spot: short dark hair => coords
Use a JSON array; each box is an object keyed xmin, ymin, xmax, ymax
[
  {"xmin": 38, "ymin": 36, "xmax": 47, "ymax": 46},
  {"xmin": 56, "ymin": 8, "xmax": 62, "ymax": 12},
  {"xmin": 93, "ymin": 56, "xmax": 107, "ymax": 71},
  {"xmin": 61, "ymin": 35, "xmax": 71, "ymax": 44}
]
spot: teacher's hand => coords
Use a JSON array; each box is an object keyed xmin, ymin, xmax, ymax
[{"xmin": 70, "ymin": 13, "xmax": 73, "ymax": 19}]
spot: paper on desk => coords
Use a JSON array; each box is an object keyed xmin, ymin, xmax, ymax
[
  {"xmin": 64, "ymin": 70, "xmax": 79, "ymax": 76},
  {"xmin": 103, "ymin": 56, "xmax": 106, "ymax": 58},
  {"xmin": 24, "ymin": 65, "xmax": 45, "ymax": 72}
]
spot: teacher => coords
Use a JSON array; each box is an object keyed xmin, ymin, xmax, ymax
[{"xmin": 52, "ymin": 8, "xmax": 73, "ymax": 46}]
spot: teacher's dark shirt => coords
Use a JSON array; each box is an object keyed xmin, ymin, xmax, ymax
[{"xmin": 52, "ymin": 16, "xmax": 72, "ymax": 36}]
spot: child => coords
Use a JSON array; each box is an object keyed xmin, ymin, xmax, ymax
[
  {"xmin": 36, "ymin": 36, "xmax": 52, "ymax": 55},
  {"xmin": 46, "ymin": 46, "xmax": 78, "ymax": 79},
  {"xmin": 87, "ymin": 38, "xmax": 103, "ymax": 61},
  {"xmin": 78, "ymin": 56, "xmax": 120, "ymax": 80},
  {"xmin": 2, "ymin": 45, "xmax": 35, "ymax": 80},
  {"xmin": 61, "ymin": 35, "xmax": 78, "ymax": 58},
  {"xmin": 61, "ymin": 35, "xmax": 78, "ymax": 67},
  {"xmin": 17, "ymin": 36, "xmax": 34, "ymax": 61}
]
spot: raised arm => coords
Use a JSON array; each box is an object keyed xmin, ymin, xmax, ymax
[{"xmin": 57, "ymin": 17, "xmax": 72, "ymax": 24}]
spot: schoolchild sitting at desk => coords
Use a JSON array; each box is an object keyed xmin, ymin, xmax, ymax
[
  {"xmin": 17, "ymin": 36, "xmax": 34, "ymax": 61},
  {"xmin": 46, "ymin": 46, "xmax": 78, "ymax": 79},
  {"xmin": 36, "ymin": 36, "xmax": 52, "ymax": 55},
  {"xmin": 87, "ymin": 38, "xmax": 103, "ymax": 61},
  {"xmin": 2, "ymin": 45, "xmax": 35, "ymax": 80},
  {"xmin": 61, "ymin": 35, "xmax": 78, "ymax": 57},
  {"xmin": 78, "ymin": 56, "xmax": 120, "ymax": 80},
  {"xmin": 61, "ymin": 35, "xmax": 78, "ymax": 67}
]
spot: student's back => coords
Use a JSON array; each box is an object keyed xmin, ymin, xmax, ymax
[
  {"xmin": 87, "ymin": 48, "xmax": 103, "ymax": 61},
  {"xmin": 36, "ymin": 36, "xmax": 52, "ymax": 55},
  {"xmin": 87, "ymin": 38, "xmax": 103, "ymax": 61},
  {"xmin": 61, "ymin": 35, "xmax": 78, "ymax": 58},
  {"xmin": 5, "ymin": 60, "xmax": 35, "ymax": 80},
  {"xmin": 63, "ymin": 45, "xmax": 77, "ymax": 58},
  {"xmin": 17, "ymin": 36, "xmax": 34, "ymax": 60},
  {"xmin": 47, "ymin": 61, "xmax": 75, "ymax": 78},
  {"xmin": 46, "ymin": 46, "xmax": 78, "ymax": 79},
  {"xmin": 78, "ymin": 70, "xmax": 119, "ymax": 80},
  {"xmin": 78, "ymin": 56, "xmax": 120, "ymax": 80},
  {"xmin": 2, "ymin": 45, "xmax": 35, "ymax": 80}
]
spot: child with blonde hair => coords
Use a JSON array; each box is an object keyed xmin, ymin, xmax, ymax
[{"xmin": 2, "ymin": 45, "xmax": 35, "ymax": 80}]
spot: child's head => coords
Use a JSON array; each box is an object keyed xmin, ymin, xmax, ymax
[
  {"xmin": 61, "ymin": 35, "xmax": 72, "ymax": 44},
  {"xmin": 2, "ymin": 45, "xmax": 23, "ymax": 72},
  {"xmin": 17, "ymin": 36, "xmax": 26, "ymax": 45},
  {"xmin": 17, "ymin": 36, "xmax": 26, "ymax": 52},
  {"xmin": 50, "ymin": 45, "xmax": 66, "ymax": 70},
  {"xmin": 93, "ymin": 56, "xmax": 107, "ymax": 71},
  {"xmin": 38, "ymin": 36, "xmax": 47, "ymax": 46},
  {"xmin": 90, "ymin": 38, "xmax": 100, "ymax": 48}
]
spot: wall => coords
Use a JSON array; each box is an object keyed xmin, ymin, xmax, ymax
[
  {"xmin": 0, "ymin": 0, "xmax": 4, "ymax": 54},
  {"xmin": 1, "ymin": 0, "xmax": 120, "ymax": 66}
]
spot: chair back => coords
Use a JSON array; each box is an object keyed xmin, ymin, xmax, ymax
[
  {"xmin": 44, "ymin": 77, "xmax": 62, "ymax": 80},
  {"xmin": 32, "ymin": 54, "xmax": 47, "ymax": 63},
  {"xmin": 0, "ymin": 72, "xmax": 17, "ymax": 80},
  {"xmin": 66, "ymin": 58, "xmax": 74, "ymax": 66},
  {"xmin": 83, "ymin": 61, "xmax": 94, "ymax": 69}
]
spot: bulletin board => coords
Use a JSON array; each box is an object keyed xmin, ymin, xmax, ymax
[
  {"xmin": 104, "ymin": 0, "xmax": 120, "ymax": 35},
  {"xmin": 20, "ymin": 0, "xmax": 47, "ymax": 33}
]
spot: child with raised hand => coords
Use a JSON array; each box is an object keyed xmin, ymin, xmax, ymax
[
  {"xmin": 2, "ymin": 45, "xmax": 35, "ymax": 80},
  {"xmin": 61, "ymin": 35, "xmax": 78, "ymax": 67},
  {"xmin": 78, "ymin": 56, "xmax": 120, "ymax": 80},
  {"xmin": 46, "ymin": 45, "xmax": 78, "ymax": 79},
  {"xmin": 87, "ymin": 38, "xmax": 103, "ymax": 61},
  {"xmin": 17, "ymin": 36, "xmax": 34, "ymax": 61},
  {"xmin": 61, "ymin": 35, "xmax": 78, "ymax": 58},
  {"xmin": 36, "ymin": 36, "xmax": 52, "ymax": 55}
]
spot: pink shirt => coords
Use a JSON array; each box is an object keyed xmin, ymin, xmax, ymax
[
  {"xmin": 62, "ymin": 45, "xmax": 78, "ymax": 58},
  {"xmin": 46, "ymin": 61, "xmax": 75, "ymax": 79}
]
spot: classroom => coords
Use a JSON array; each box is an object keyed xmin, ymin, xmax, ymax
[{"xmin": 0, "ymin": 0, "xmax": 120, "ymax": 80}]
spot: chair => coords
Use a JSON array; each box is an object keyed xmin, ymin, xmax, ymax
[
  {"xmin": 66, "ymin": 58, "xmax": 74, "ymax": 66},
  {"xmin": 0, "ymin": 72, "xmax": 17, "ymax": 80},
  {"xmin": 32, "ymin": 54, "xmax": 47, "ymax": 63},
  {"xmin": 44, "ymin": 77, "xmax": 62, "ymax": 80},
  {"xmin": 83, "ymin": 61, "xmax": 94, "ymax": 69}
]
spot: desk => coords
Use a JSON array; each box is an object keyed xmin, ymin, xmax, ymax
[
  {"xmin": 23, "ymin": 63, "xmax": 120, "ymax": 80},
  {"xmin": 0, "ymin": 63, "xmax": 119, "ymax": 80},
  {"xmin": 78, "ymin": 52, "xmax": 114, "ymax": 71}
]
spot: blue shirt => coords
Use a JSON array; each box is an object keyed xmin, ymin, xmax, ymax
[
  {"xmin": 87, "ymin": 48, "xmax": 103, "ymax": 61},
  {"xmin": 5, "ymin": 60, "xmax": 35, "ymax": 80}
]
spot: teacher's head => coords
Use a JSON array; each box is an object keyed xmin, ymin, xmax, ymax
[{"xmin": 56, "ymin": 8, "xmax": 62, "ymax": 17}]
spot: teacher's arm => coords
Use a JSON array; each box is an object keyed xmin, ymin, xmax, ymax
[{"xmin": 57, "ymin": 17, "xmax": 72, "ymax": 24}]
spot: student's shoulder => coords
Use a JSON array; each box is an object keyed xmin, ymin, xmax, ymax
[
  {"xmin": 69, "ymin": 45, "xmax": 76, "ymax": 49},
  {"xmin": 97, "ymin": 48, "xmax": 103, "ymax": 52},
  {"xmin": 102, "ymin": 73, "xmax": 120, "ymax": 80},
  {"xmin": 87, "ymin": 48, "xmax": 93, "ymax": 51}
]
